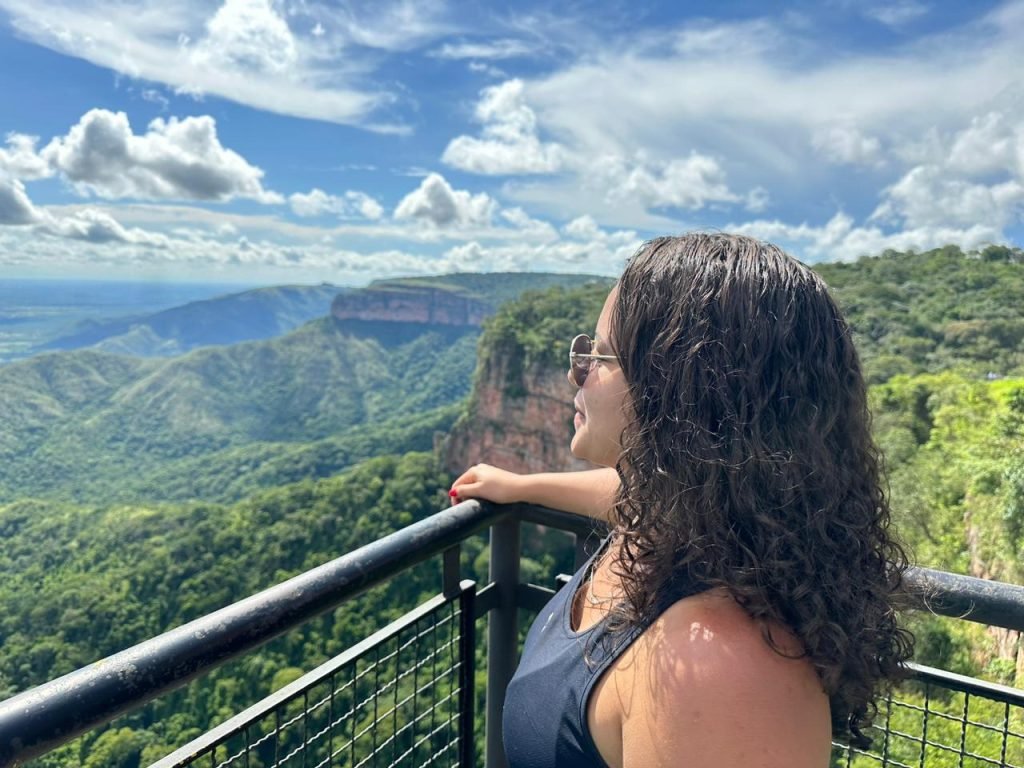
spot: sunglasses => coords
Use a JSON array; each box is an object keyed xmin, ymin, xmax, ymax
[{"xmin": 569, "ymin": 334, "xmax": 619, "ymax": 387}]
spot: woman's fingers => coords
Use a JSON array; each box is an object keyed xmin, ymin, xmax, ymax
[
  {"xmin": 449, "ymin": 464, "xmax": 521, "ymax": 505},
  {"xmin": 448, "ymin": 482, "xmax": 485, "ymax": 507}
]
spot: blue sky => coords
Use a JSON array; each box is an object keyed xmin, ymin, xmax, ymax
[{"xmin": 0, "ymin": 0, "xmax": 1022, "ymax": 285}]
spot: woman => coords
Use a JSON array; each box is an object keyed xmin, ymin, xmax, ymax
[{"xmin": 450, "ymin": 234, "xmax": 913, "ymax": 767}]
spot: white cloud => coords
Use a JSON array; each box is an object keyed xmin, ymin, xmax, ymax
[
  {"xmin": 394, "ymin": 173, "xmax": 496, "ymax": 227},
  {"xmin": 0, "ymin": 134, "xmax": 53, "ymax": 181},
  {"xmin": 0, "ymin": 177, "xmax": 171, "ymax": 245},
  {"xmin": 672, "ymin": 18, "xmax": 787, "ymax": 58},
  {"xmin": 812, "ymin": 126, "xmax": 884, "ymax": 167},
  {"xmin": 862, "ymin": 1, "xmax": 929, "ymax": 28},
  {"xmin": 41, "ymin": 208, "xmax": 171, "ymax": 246},
  {"xmin": 591, "ymin": 151, "xmax": 743, "ymax": 211},
  {"xmin": 189, "ymin": 0, "xmax": 297, "ymax": 75},
  {"xmin": 563, "ymin": 214, "xmax": 640, "ymax": 248},
  {"xmin": 432, "ymin": 39, "xmax": 533, "ymax": 60},
  {"xmin": 871, "ymin": 166, "xmax": 1024, "ymax": 232},
  {"xmin": 289, "ymin": 188, "xmax": 384, "ymax": 219},
  {"xmin": 0, "ymin": 178, "xmax": 42, "ymax": 225},
  {"xmin": 350, "ymin": 193, "xmax": 385, "ymax": 220},
  {"xmin": 442, "ymin": 79, "xmax": 564, "ymax": 175},
  {"xmin": 312, "ymin": 0, "xmax": 454, "ymax": 52},
  {"xmin": 947, "ymin": 111, "xmax": 1023, "ymax": 176},
  {"xmin": 140, "ymin": 89, "xmax": 170, "ymax": 110},
  {"xmin": 866, "ymin": 109, "xmax": 1024, "ymax": 237},
  {"xmin": 499, "ymin": 206, "xmax": 559, "ymax": 241},
  {"xmin": 467, "ymin": 60, "xmax": 507, "ymax": 78},
  {"xmin": 39, "ymin": 109, "xmax": 281, "ymax": 203}
]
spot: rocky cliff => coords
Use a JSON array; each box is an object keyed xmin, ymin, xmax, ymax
[
  {"xmin": 442, "ymin": 350, "xmax": 595, "ymax": 476},
  {"xmin": 441, "ymin": 279, "xmax": 611, "ymax": 476},
  {"xmin": 331, "ymin": 286, "xmax": 489, "ymax": 327}
]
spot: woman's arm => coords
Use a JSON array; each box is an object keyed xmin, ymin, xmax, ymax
[{"xmin": 449, "ymin": 464, "xmax": 619, "ymax": 523}]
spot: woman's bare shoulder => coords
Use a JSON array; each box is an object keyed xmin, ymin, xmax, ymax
[{"xmin": 614, "ymin": 588, "xmax": 832, "ymax": 767}]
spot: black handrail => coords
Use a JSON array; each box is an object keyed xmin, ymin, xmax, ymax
[{"xmin": 903, "ymin": 566, "xmax": 1024, "ymax": 632}]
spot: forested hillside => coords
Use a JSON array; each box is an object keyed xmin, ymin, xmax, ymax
[
  {"xmin": 0, "ymin": 318, "xmax": 479, "ymax": 502},
  {"xmin": 1, "ymin": 272, "xmax": 602, "ymax": 505}
]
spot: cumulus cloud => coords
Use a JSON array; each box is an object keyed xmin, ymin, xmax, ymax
[
  {"xmin": 946, "ymin": 111, "xmax": 1023, "ymax": 176},
  {"xmin": 42, "ymin": 208, "xmax": 170, "ymax": 245},
  {"xmin": 0, "ymin": 176, "xmax": 171, "ymax": 245},
  {"xmin": 731, "ymin": 103, "xmax": 1024, "ymax": 263},
  {"xmin": 394, "ymin": 173, "xmax": 496, "ymax": 227},
  {"xmin": 188, "ymin": 0, "xmax": 297, "ymax": 75},
  {"xmin": 442, "ymin": 79, "xmax": 563, "ymax": 175},
  {"xmin": 289, "ymin": 188, "xmax": 384, "ymax": 219},
  {"xmin": 871, "ymin": 166, "xmax": 1024, "ymax": 232},
  {"xmin": 0, "ymin": 134, "xmax": 53, "ymax": 180},
  {"xmin": 39, "ymin": 109, "xmax": 281, "ymax": 203},
  {"xmin": 592, "ymin": 152, "xmax": 747, "ymax": 212},
  {"xmin": 0, "ymin": 178, "xmax": 42, "ymax": 225},
  {"xmin": 866, "ymin": 109, "xmax": 1024, "ymax": 237}
]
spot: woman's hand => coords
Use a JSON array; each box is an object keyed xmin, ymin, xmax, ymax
[
  {"xmin": 449, "ymin": 465, "xmax": 619, "ymax": 522},
  {"xmin": 449, "ymin": 463, "xmax": 524, "ymax": 505}
]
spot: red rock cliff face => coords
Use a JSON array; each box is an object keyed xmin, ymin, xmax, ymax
[
  {"xmin": 332, "ymin": 288, "xmax": 488, "ymax": 326},
  {"xmin": 442, "ymin": 351, "xmax": 595, "ymax": 475}
]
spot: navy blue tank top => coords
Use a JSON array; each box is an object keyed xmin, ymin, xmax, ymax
[{"xmin": 502, "ymin": 531, "xmax": 707, "ymax": 768}]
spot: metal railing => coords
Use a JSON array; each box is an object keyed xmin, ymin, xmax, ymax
[
  {"xmin": 1, "ymin": 500, "xmax": 1024, "ymax": 767},
  {"xmin": 150, "ymin": 583, "xmax": 476, "ymax": 768}
]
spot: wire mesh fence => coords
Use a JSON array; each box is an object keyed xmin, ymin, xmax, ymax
[
  {"xmin": 832, "ymin": 664, "xmax": 1024, "ymax": 767},
  {"xmin": 150, "ymin": 585, "xmax": 474, "ymax": 768}
]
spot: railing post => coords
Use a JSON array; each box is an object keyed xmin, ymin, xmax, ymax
[
  {"xmin": 458, "ymin": 582, "xmax": 477, "ymax": 768},
  {"xmin": 485, "ymin": 517, "xmax": 519, "ymax": 768}
]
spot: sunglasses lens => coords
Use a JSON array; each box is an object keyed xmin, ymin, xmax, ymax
[{"xmin": 570, "ymin": 335, "xmax": 592, "ymax": 387}]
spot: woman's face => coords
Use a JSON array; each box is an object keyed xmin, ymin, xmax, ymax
[{"xmin": 569, "ymin": 286, "xmax": 631, "ymax": 467}]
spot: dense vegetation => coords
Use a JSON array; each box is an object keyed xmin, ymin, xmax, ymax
[
  {"xmin": 815, "ymin": 244, "xmax": 1024, "ymax": 383},
  {"xmin": 2, "ymin": 246, "xmax": 1023, "ymax": 766}
]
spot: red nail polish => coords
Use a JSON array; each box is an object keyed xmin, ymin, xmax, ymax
[{"xmin": 449, "ymin": 489, "xmax": 459, "ymax": 498}]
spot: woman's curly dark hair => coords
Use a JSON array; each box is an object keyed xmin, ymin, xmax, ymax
[{"xmin": 597, "ymin": 233, "xmax": 914, "ymax": 749}]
